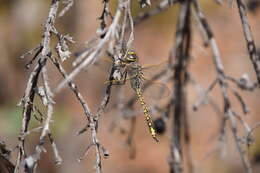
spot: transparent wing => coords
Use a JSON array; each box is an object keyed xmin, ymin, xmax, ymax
[
  {"xmin": 140, "ymin": 60, "xmax": 171, "ymax": 100},
  {"xmin": 141, "ymin": 60, "xmax": 169, "ymax": 79},
  {"xmin": 141, "ymin": 79, "xmax": 171, "ymax": 101},
  {"xmin": 83, "ymin": 55, "xmax": 113, "ymax": 78}
]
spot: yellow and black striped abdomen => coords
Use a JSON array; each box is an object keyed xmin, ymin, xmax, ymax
[{"xmin": 136, "ymin": 89, "xmax": 159, "ymax": 142}]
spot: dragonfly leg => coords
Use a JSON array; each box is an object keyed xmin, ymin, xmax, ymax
[
  {"xmin": 115, "ymin": 70, "xmax": 127, "ymax": 85},
  {"xmin": 106, "ymin": 70, "xmax": 127, "ymax": 85}
]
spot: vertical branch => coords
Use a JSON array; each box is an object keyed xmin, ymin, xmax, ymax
[
  {"xmin": 183, "ymin": 92, "xmax": 194, "ymax": 173},
  {"xmin": 96, "ymin": 63, "xmax": 115, "ymax": 119},
  {"xmin": 228, "ymin": 110, "xmax": 252, "ymax": 173},
  {"xmin": 236, "ymin": 0, "xmax": 260, "ymax": 85},
  {"xmin": 50, "ymin": 57, "xmax": 106, "ymax": 173},
  {"xmin": 23, "ymin": 66, "xmax": 61, "ymax": 172},
  {"xmin": 15, "ymin": 57, "xmax": 47, "ymax": 173},
  {"xmin": 15, "ymin": 0, "xmax": 60, "ymax": 172},
  {"xmin": 192, "ymin": 0, "xmax": 253, "ymax": 172},
  {"xmin": 169, "ymin": 0, "xmax": 192, "ymax": 172}
]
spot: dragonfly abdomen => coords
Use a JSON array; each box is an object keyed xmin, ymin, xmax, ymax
[{"xmin": 136, "ymin": 89, "xmax": 159, "ymax": 142}]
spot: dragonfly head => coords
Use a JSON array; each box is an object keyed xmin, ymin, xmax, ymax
[{"xmin": 123, "ymin": 50, "xmax": 138, "ymax": 63}]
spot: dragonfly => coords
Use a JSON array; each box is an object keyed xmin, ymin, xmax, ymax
[{"xmin": 109, "ymin": 50, "xmax": 169, "ymax": 142}]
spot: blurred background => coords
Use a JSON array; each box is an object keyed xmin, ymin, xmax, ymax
[{"xmin": 0, "ymin": 0, "xmax": 260, "ymax": 172}]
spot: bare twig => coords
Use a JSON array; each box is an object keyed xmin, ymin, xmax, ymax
[
  {"xmin": 15, "ymin": 1, "xmax": 67, "ymax": 172},
  {"xmin": 59, "ymin": 0, "xmax": 74, "ymax": 17},
  {"xmin": 56, "ymin": 4, "xmax": 123, "ymax": 92},
  {"xmin": 169, "ymin": 0, "xmax": 192, "ymax": 172},
  {"xmin": 133, "ymin": 0, "xmax": 178, "ymax": 26},
  {"xmin": 236, "ymin": 0, "xmax": 260, "ymax": 85},
  {"xmin": 50, "ymin": 56, "xmax": 105, "ymax": 173},
  {"xmin": 17, "ymin": 0, "xmax": 260, "ymax": 173},
  {"xmin": 192, "ymin": 0, "xmax": 253, "ymax": 172}
]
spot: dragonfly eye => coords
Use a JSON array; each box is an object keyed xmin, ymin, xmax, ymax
[{"xmin": 126, "ymin": 51, "xmax": 138, "ymax": 63}]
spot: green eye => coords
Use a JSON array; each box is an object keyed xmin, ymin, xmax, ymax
[
  {"xmin": 128, "ymin": 51, "xmax": 135, "ymax": 55},
  {"xmin": 126, "ymin": 51, "xmax": 138, "ymax": 62}
]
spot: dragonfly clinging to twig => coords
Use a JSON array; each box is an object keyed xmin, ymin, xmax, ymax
[{"xmin": 109, "ymin": 50, "xmax": 169, "ymax": 142}]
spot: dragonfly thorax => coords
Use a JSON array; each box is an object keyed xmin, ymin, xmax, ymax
[{"xmin": 128, "ymin": 64, "xmax": 144, "ymax": 90}]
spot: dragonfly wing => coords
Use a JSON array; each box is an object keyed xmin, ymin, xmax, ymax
[
  {"xmin": 140, "ymin": 61, "xmax": 171, "ymax": 101},
  {"xmin": 142, "ymin": 81, "xmax": 171, "ymax": 101},
  {"xmin": 141, "ymin": 60, "xmax": 169, "ymax": 79}
]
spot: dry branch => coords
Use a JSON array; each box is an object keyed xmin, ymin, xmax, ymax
[{"xmin": 15, "ymin": 0, "xmax": 260, "ymax": 173}]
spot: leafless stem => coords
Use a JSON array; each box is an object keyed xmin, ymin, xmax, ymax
[
  {"xmin": 56, "ymin": 4, "xmax": 123, "ymax": 92},
  {"xmin": 236, "ymin": 0, "xmax": 260, "ymax": 85},
  {"xmin": 50, "ymin": 56, "xmax": 105, "ymax": 173},
  {"xmin": 169, "ymin": 0, "xmax": 192, "ymax": 172},
  {"xmin": 16, "ymin": 0, "xmax": 260, "ymax": 173},
  {"xmin": 15, "ymin": 1, "xmax": 67, "ymax": 172},
  {"xmin": 134, "ymin": 0, "xmax": 178, "ymax": 26},
  {"xmin": 192, "ymin": 0, "xmax": 253, "ymax": 172},
  {"xmin": 59, "ymin": 0, "xmax": 74, "ymax": 17}
]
